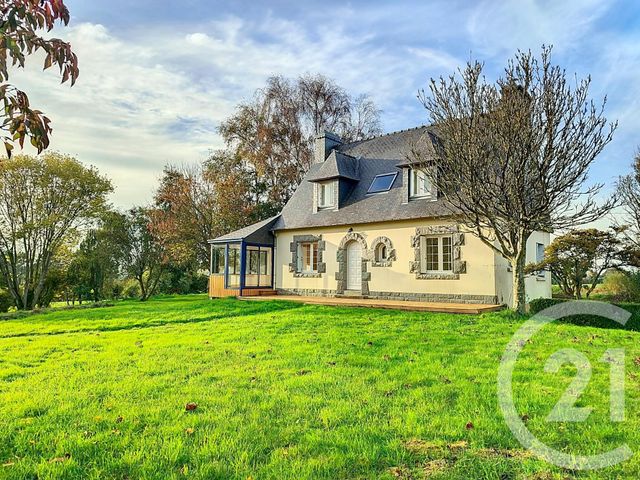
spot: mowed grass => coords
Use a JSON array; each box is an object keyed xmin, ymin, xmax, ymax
[{"xmin": 1, "ymin": 296, "xmax": 640, "ymax": 479}]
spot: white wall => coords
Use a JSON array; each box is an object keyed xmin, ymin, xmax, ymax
[{"xmin": 494, "ymin": 230, "xmax": 552, "ymax": 306}]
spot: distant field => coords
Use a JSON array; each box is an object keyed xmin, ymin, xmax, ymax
[{"xmin": 0, "ymin": 295, "xmax": 639, "ymax": 479}]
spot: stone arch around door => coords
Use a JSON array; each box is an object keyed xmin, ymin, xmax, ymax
[{"xmin": 335, "ymin": 232, "xmax": 370, "ymax": 295}]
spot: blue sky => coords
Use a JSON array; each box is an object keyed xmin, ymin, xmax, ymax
[{"xmin": 13, "ymin": 0, "xmax": 640, "ymax": 208}]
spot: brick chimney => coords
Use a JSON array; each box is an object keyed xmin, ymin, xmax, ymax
[{"xmin": 314, "ymin": 131, "xmax": 342, "ymax": 164}]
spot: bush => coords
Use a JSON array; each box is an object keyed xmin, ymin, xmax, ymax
[
  {"xmin": 528, "ymin": 297, "xmax": 566, "ymax": 314},
  {"xmin": 123, "ymin": 279, "xmax": 141, "ymax": 299},
  {"xmin": 528, "ymin": 296, "xmax": 640, "ymax": 332},
  {"xmin": 0, "ymin": 288, "xmax": 13, "ymax": 313},
  {"xmin": 601, "ymin": 271, "xmax": 640, "ymax": 302}
]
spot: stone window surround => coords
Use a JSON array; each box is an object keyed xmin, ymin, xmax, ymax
[
  {"xmin": 335, "ymin": 232, "xmax": 371, "ymax": 295},
  {"xmin": 289, "ymin": 234, "xmax": 326, "ymax": 278},
  {"xmin": 410, "ymin": 225, "xmax": 466, "ymax": 279},
  {"xmin": 370, "ymin": 236, "xmax": 396, "ymax": 267}
]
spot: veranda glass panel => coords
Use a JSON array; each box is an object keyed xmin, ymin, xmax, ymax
[{"xmin": 227, "ymin": 245, "xmax": 241, "ymax": 288}]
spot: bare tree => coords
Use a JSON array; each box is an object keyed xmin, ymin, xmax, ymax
[
  {"xmin": 219, "ymin": 74, "xmax": 382, "ymax": 212},
  {"xmin": 616, "ymin": 151, "xmax": 640, "ymax": 251},
  {"xmin": 417, "ymin": 46, "xmax": 616, "ymax": 313}
]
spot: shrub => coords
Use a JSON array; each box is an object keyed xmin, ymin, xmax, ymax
[
  {"xmin": 601, "ymin": 271, "xmax": 640, "ymax": 302},
  {"xmin": 528, "ymin": 296, "xmax": 640, "ymax": 332},
  {"xmin": 123, "ymin": 279, "xmax": 141, "ymax": 299},
  {"xmin": 0, "ymin": 288, "xmax": 13, "ymax": 313},
  {"xmin": 528, "ymin": 297, "xmax": 566, "ymax": 315}
]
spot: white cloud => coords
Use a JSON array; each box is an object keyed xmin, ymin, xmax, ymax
[{"xmin": 8, "ymin": 1, "xmax": 639, "ymax": 215}]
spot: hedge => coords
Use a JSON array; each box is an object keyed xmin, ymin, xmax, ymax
[{"xmin": 528, "ymin": 297, "xmax": 640, "ymax": 332}]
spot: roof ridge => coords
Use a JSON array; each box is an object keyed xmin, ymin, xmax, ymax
[{"xmin": 340, "ymin": 124, "xmax": 431, "ymax": 149}]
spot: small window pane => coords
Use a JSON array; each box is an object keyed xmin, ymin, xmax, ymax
[
  {"xmin": 442, "ymin": 237, "xmax": 452, "ymax": 271},
  {"xmin": 411, "ymin": 168, "xmax": 432, "ymax": 197},
  {"xmin": 259, "ymin": 250, "xmax": 268, "ymax": 275},
  {"xmin": 425, "ymin": 237, "xmax": 439, "ymax": 271},
  {"xmin": 212, "ymin": 246, "xmax": 225, "ymax": 274},
  {"xmin": 368, "ymin": 173, "xmax": 397, "ymax": 193},
  {"xmin": 318, "ymin": 182, "xmax": 335, "ymax": 208}
]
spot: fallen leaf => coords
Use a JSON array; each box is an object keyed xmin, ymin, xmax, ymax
[
  {"xmin": 465, "ymin": 422, "xmax": 474, "ymax": 430},
  {"xmin": 2, "ymin": 462, "xmax": 15, "ymax": 467},
  {"xmin": 116, "ymin": 416, "xmax": 124, "ymax": 423},
  {"xmin": 185, "ymin": 428, "xmax": 195, "ymax": 435},
  {"xmin": 185, "ymin": 402, "xmax": 198, "ymax": 411}
]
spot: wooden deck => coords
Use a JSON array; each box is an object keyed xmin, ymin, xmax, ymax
[{"xmin": 239, "ymin": 294, "xmax": 503, "ymax": 314}]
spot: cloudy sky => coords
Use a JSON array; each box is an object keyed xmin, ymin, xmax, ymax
[{"xmin": 13, "ymin": 0, "xmax": 640, "ymax": 208}]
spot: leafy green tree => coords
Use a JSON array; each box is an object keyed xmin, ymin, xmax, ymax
[
  {"xmin": 0, "ymin": 0, "xmax": 79, "ymax": 156},
  {"xmin": 118, "ymin": 207, "xmax": 166, "ymax": 301},
  {"xmin": 526, "ymin": 229, "xmax": 623, "ymax": 299},
  {"xmin": 0, "ymin": 153, "xmax": 112, "ymax": 309}
]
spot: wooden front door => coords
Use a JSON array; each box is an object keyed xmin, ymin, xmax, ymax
[{"xmin": 346, "ymin": 241, "xmax": 362, "ymax": 291}]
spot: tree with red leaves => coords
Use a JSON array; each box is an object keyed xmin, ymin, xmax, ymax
[{"xmin": 0, "ymin": 0, "xmax": 79, "ymax": 157}]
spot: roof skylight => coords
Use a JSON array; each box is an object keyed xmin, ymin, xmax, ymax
[{"xmin": 367, "ymin": 172, "xmax": 397, "ymax": 194}]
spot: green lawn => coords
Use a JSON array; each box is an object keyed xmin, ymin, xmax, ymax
[{"xmin": 0, "ymin": 295, "xmax": 639, "ymax": 479}]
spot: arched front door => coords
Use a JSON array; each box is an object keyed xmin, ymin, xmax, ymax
[{"xmin": 346, "ymin": 241, "xmax": 362, "ymax": 291}]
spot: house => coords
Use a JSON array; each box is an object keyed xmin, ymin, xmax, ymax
[{"xmin": 208, "ymin": 126, "xmax": 551, "ymax": 306}]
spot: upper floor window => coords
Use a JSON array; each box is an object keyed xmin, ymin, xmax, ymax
[
  {"xmin": 318, "ymin": 181, "xmax": 335, "ymax": 209},
  {"xmin": 420, "ymin": 235, "xmax": 452, "ymax": 273},
  {"xmin": 410, "ymin": 167, "xmax": 434, "ymax": 198}
]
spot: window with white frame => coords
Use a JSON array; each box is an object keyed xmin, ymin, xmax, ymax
[
  {"xmin": 317, "ymin": 181, "xmax": 335, "ymax": 209},
  {"xmin": 420, "ymin": 236, "xmax": 453, "ymax": 273},
  {"xmin": 297, "ymin": 242, "xmax": 319, "ymax": 273},
  {"xmin": 410, "ymin": 167, "xmax": 434, "ymax": 198}
]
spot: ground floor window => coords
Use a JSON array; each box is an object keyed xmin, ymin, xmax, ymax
[
  {"xmin": 298, "ymin": 242, "xmax": 319, "ymax": 273},
  {"xmin": 420, "ymin": 235, "xmax": 452, "ymax": 273}
]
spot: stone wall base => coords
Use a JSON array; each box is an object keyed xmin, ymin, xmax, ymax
[{"xmin": 276, "ymin": 288, "xmax": 498, "ymax": 305}]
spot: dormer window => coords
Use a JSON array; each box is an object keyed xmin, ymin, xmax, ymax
[
  {"xmin": 410, "ymin": 167, "xmax": 435, "ymax": 199},
  {"xmin": 317, "ymin": 181, "xmax": 336, "ymax": 209}
]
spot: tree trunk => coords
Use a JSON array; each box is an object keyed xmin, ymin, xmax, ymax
[{"xmin": 512, "ymin": 248, "xmax": 527, "ymax": 314}]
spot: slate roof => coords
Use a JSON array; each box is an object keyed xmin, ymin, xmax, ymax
[
  {"xmin": 209, "ymin": 216, "xmax": 279, "ymax": 244},
  {"xmin": 306, "ymin": 150, "xmax": 360, "ymax": 182},
  {"xmin": 272, "ymin": 125, "xmax": 453, "ymax": 231}
]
